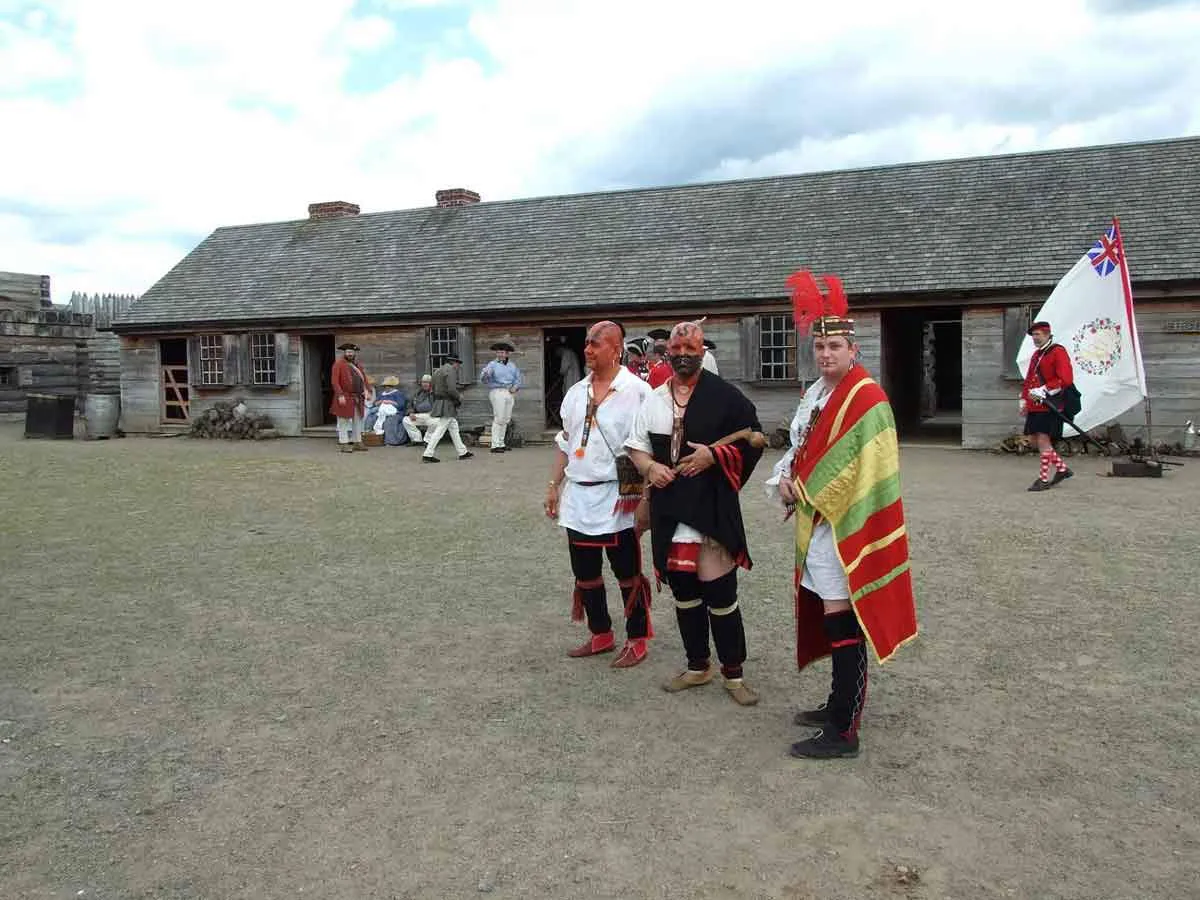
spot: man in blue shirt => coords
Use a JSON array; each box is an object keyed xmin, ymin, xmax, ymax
[{"xmin": 479, "ymin": 341, "xmax": 523, "ymax": 453}]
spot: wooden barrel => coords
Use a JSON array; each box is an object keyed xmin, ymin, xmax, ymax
[{"xmin": 84, "ymin": 392, "xmax": 121, "ymax": 439}]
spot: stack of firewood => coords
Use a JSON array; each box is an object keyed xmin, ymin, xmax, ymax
[
  {"xmin": 996, "ymin": 423, "xmax": 1193, "ymax": 458},
  {"xmin": 189, "ymin": 400, "xmax": 277, "ymax": 440}
]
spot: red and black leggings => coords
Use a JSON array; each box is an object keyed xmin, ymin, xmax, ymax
[{"xmin": 568, "ymin": 529, "xmax": 652, "ymax": 640}]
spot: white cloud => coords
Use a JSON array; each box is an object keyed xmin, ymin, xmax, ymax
[{"xmin": 1, "ymin": 0, "xmax": 1198, "ymax": 299}]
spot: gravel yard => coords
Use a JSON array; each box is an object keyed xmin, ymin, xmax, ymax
[{"xmin": 2, "ymin": 425, "xmax": 1197, "ymax": 899}]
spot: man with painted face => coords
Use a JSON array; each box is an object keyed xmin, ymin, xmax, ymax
[
  {"xmin": 626, "ymin": 321, "xmax": 764, "ymax": 706},
  {"xmin": 768, "ymin": 271, "xmax": 918, "ymax": 759},
  {"xmin": 545, "ymin": 321, "xmax": 656, "ymax": 668}
]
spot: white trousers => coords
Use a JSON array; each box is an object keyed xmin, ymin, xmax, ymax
[
  {"xmin": 423, "ymin": 416, "xmax": 469, "ymax": 457},
  {"xmin": 489, "ymin": 388, "xmax": 515, "ymax": 448},
  {"xmin": 372, "ymin": 404, "xmax": 399, "ymax": 434},
  {"xmin": 403, "ymin": 412, "xmax": 434, "ymax": 443},
  {"xmin": 336, "ymin": 414, "xmax": 363, "ymax": 444}
]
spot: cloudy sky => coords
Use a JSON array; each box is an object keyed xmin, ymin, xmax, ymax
[{"xmin": 2, "ymin": 0, "xmax": 1198, "ymax": 299}]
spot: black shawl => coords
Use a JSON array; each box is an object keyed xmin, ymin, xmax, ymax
[{"xmin": 647, "ymin": 372, "xmax": 763, "ymax": 575}]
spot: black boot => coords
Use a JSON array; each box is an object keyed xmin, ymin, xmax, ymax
[{"xmin": 789, "ymin": 729, "xmax": 860, "ymax": 759}]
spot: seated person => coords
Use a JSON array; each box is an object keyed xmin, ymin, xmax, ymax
[
  {"xmin": 402, "ymin": 374, "xmax": 437, "ymax": 444},
  {"xmin": 372, "ymin": 375, "xmax": 408, "ymax": 437}
]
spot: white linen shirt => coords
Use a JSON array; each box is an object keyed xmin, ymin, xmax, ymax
[
  {"xmin": 555, "ymin": 367, "xmax": 653, "ymax": 535},
  {"xmin": 764, "ymin": 377, "xmax": 851, "ymax": 600}
]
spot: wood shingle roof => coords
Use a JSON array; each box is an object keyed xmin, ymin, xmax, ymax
[{"xmin": 114, "ymin": 135, "xmax": 1200, "ymax": 330}]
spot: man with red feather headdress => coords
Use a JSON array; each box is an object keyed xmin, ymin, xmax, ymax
[{"xmin": 764, "ymin": 271, "xmax": 918, "ymax": 759}]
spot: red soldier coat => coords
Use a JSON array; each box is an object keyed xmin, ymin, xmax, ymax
[
  {"xmin": 330, "ymin": 358, "xmax": 368, "ymax": 418},
  {"xmin": 1021, "ymin": 343, "xmax": 1073, "ymax": 413}
]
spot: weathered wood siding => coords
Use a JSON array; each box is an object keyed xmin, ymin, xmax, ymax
[
  {"xmin": 962, "ymin": 299, "xmax": 1200, "ymax": 449},
  {"xmin": 0, "ymin": 309, "xmax": 92, "ymax": 416},
  {"xmin": 0, "ymin": 272, "xmax": 48, "ymax": 313},
  {"xmin": 120, "ymin": 334, "xmax": 305, "ymax": 435},
  {"xmin": 116, "ymin": 310, "xmax": 885, "ymax": 440},
  {"xmin": 118, "ymin": 337, "xmax": 161, "ymax": 432},
  {"xmin": 87, "ymin": 331, "xmax": 122, "ymax": 393}
]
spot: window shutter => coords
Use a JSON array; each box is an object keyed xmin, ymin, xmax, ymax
[
  {"xmin": 1002, "ymin": 307, "xmax": 1030, "ymax": 380},
  {"xmin": 274, "ymin": 333, "xmax": 290, "ymax": 386},
  {"xmin": 223, "ymin": 334, "xmax": 242, "ymax": 385},
  {"xmin": 739, "ymin": 316, "xmax": 760, "ymax": 382},
  {"xmin": 187, "ymin": 336, "xmax": 201, "ymax": 385},
  {"xmin": 456, "ymin": 325, "xmax": 475, "ymax": 385},
  {"xmin": 415, "ymin": 329, "xmax": 429, "ymax": 384},
  {"xmin": 796, "ymin": 337, "xmax": 816, "ymax": 381}
]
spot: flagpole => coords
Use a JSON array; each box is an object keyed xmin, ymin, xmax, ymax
[{"xmin": 1113, "ymin": 216, "xmax": 1153, "ymax": 456}]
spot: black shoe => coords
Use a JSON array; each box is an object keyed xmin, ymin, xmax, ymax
[
  {"xmin": 789, "ymin": 729, "xmax": 860, "ymax": 759},
  {"xmin": 1051, "ymin": 468, "xmax": 1074, "ymax": 485},
  {"xmin": 421, "ymin": 456, "xmax": 440, "ymax": 463},
  {"xmin": 458, "ymin": 451, "xmax": 474, "ymax": 460},
  {"xmin": 793, "ymin": 704, "xmax": 833, "ymax": 728},
  {"xmin": 1027, "ymin": 479, "xmax": 1053, "ymax": 492},
  {"xmin": 490, "ymin": 447, "xmax": 505, "ymax": 453}
]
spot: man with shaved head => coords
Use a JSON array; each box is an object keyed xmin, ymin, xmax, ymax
[
  {"xmin": 626, "ymin": 321, "xmax": 764, "ymax": 705},
  {"xmin": 545, "ymin": 321, "xmax": 656, "ymax": 669}
]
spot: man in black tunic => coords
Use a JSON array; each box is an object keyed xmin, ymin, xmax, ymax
[{"xmin": 625, "ymin": 322, "xmax": 764, "ymax": 705}]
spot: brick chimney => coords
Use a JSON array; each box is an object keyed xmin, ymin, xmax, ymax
[
  {"xmin": 308, "ymin": 201, "xmax": 361, "ymax": 220},
  {"xmin": 435, "ymin": 188, "xmax": 481, "ymax": 208}
]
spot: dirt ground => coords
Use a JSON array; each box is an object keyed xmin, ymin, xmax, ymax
[{"xmin": 1, "ymin": 423, "xmax": 1197, "ymax": 900}]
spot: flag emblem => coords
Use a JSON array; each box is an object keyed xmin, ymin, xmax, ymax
[
  {"xmin": 1087, "ymin": 226, "xmax": 1122, "ymax": 276},
  {"xmin": 1071, "ymin": 317, "xmax": 1123, "ymax": 376}
]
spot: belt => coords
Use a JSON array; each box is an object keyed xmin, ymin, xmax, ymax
[{"xmin": 573, "ymin": 480, "xmax": 616, "ymax": 487}]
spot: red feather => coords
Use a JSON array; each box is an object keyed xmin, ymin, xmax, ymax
[
  {"xmin": 786, "ymin": 270, "xmax": 824, "ymax": 331},
  {"xmin": 819, "ymin": 274, "xmax": 848, "ymax": 318}
]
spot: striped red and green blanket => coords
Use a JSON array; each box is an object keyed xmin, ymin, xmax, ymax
[{"xmin": 792, "ymin": 364, "xmax": 918, "ymax": 666}]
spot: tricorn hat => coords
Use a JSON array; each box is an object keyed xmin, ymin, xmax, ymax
[
  {"xmin": 1027, "ymin": 320, "xmax": 1052, "ymax": 335},
  {"xmin": 381, "ymin": 375, "xmax": 400, "ymax": 387},
  {"xmin": 646, "ymin": 328, "xmax": 671, "ymax": 341},
  {"xmin": 444, "ymin": 354, "xmax": 462, "ymax": 363},
  {"xmin": 703, "ymin": 339, "xmax": 716, "ymax": 350},
  {"xmin": 337, "ymin": 342, "xmax": 360, "ymax": 351},
  {"xmin": 786, "ymin": 270, "xmax": 855, "ymax": 338},
  {"xmin": 490, "ymin": 341, "xmax": 515, "ymax": 352},
  {"xmin": 625, "ymin": 342, "xmax": 645, "ymax": 356}
]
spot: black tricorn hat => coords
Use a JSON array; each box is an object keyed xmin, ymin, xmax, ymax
[
  {"xmin": 337, "ymin": 342, "xmax": 359, "ymax": 351},
  {"xmin": 703, "ymin": 339, "xmax": 716, "ymax": 350},
  {"xmin": 444, "ymin": 354, "xmax": 462, "ymax": 363},
  {"xmin": 490, "ymin": 341, "xmax": 515, "ymax": 352},
  {"xmin": 645, "ymin": 328, "xmax": 671, "ymax": 341},
  {"xmin": 1027, "ymin": 320, "xmax": 1052, "ymax": 335}
]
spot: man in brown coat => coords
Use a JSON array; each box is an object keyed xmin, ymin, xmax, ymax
[
  {"xmin": 422, "ymin": 355, "xmax": 474, "ymax": 463},
  {"xmin": 330, "ymin": 342, "xmax": 369, "ymax": 453}
]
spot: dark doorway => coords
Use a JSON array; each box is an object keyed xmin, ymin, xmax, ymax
[
  {"xmin": 543, "ymin": 327, "xmax": 587, "ymax": 428},
  {"xmin": 880, "ymin": 307, "xmax": 962, "ymax": 441},
  {"xmin": 302, "ymin": 335, "xmax": 336, "ymax": 426},
  {"xmin": 159, "ymin": 338, "xmax": 189, "ymax": 422}
]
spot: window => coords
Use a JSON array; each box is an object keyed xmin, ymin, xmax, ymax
[
  {"xmin": 0, "ymin": 366, "xmax": 15, "ymax": 387},
  {"xmin": 759, "ymin": 313, "xmax": 797, "ymax": 381},
  {"xmin": 427, "ymin": 326, "xmax": 458, "ymax": 370},
  {"xmin": 250, "ymin": 333, "xmax": 276, "ymax": 384},
  {"xmin": 199, "ymin": 334, "xmax": 225, "ymax": 385}
]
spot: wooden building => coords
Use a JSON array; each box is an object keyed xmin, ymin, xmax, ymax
[{"xmin": 111, "ymin": 137, "xmax": 1200, "ymax": 448}]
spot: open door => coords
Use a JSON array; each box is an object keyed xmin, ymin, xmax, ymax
[
  {"xmin": 159, "ymin": 338, "xmax": 189, "ymax": 422},
  {"xmin": 302, "ymin": 335, "xmax": 336, "ymax": 426},
  {"xmin": 543, "ymin": 327, "xmax": 587, "ymax": 428}
]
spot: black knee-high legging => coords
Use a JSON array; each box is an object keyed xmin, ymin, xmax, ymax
[
  {"xmin": 666, "ymin": 568, "xmax": 746, "ymax": 678},
  {"xmin": 568, "ymin": 529, "xmax": 650, "ymax": 639}
]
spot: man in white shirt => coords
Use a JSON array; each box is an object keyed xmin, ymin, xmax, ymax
[{"xmin": 544, "ymin": 321, "xmax": 655, "ymax": 668}]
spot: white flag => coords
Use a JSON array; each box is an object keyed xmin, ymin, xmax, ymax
[{"xmin": 1016, "ymin": 219, "xmax": 1147, "ymax": 433}]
